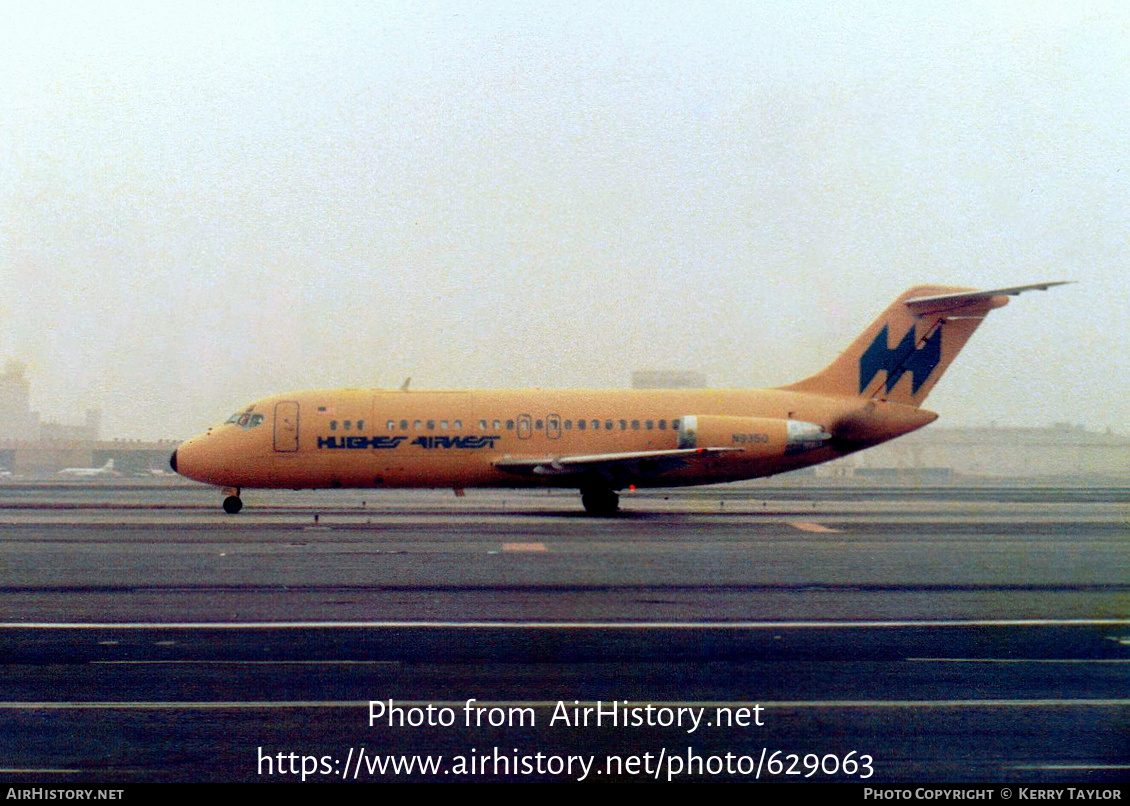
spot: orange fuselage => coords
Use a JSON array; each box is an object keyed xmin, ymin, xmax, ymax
[{"xmin": 173, "ymin": 387, "xmax": 935, "ymax": 491}]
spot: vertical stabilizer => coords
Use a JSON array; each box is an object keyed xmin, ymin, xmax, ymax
[{"xmin": 782, "ymin": 282, "xmax": 1069, "ymax": 407}]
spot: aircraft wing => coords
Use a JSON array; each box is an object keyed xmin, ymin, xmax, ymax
[
  {"xmin": 905, "ymin": 282, "xmax": 1071, "ymax": 315},
  {"xmin": 494, "ymin": 447, "xmax": 741, "ymax": 482}
]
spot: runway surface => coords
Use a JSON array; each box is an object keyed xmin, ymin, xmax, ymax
[{"xmin": 0, "ymin": 481, "xmax": 1127, "ymax": 782}]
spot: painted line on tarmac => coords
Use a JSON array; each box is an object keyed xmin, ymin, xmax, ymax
[
  {"xmin": 789, "ymin": 521, "xmax": 843, "ymax": 533},
  {"xmin": 4, "ymin": 619, "xmax": 1125, "ymax": 633},
  {"xmin": 90, "ymin": 660, "xmax": 402, "ymax": 666},
  {"xmin": 1012, "ymin": 764, "xmax": 1130, "ymax": 771},
  {"xmin": 910, "ymin": 657, "xmax": 1130, "ymax": 664},
  {"xmin": 3, "ymin": 699, "xmax": 1130, "ymax": 711}
]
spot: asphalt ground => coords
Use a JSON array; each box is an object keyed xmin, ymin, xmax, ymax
[{"xmin": 0, "ymin": 481, "xmax": 1127, "ymax": 783}]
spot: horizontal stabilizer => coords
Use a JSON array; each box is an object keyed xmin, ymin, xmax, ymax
[
  {"xmin": 905, "ymin": 282, "xmax": 1072, "ymax": 315},
  {"xmin": 783, "ymin": 281, "xmax": 1070, "ymax": 405}
]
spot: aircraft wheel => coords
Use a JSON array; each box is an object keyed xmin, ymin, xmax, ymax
[
  {"xmin": 581, "ymin": 488, "xmax": 619, "ymax": 516},
  {"xmin": 222, "ymin": 495, "xmax": 243, "ymax": 514}
]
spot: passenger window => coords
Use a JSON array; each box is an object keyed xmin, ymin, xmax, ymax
[
  {"xmin": 400, "ymin": 420, "xmax": 408, "ymax": 431},
  {"xmin": 344, "ymin": 420, "xmax": 352, "ymax": 431},
  {"xmin": 493, "ymin": 420, "xmax": 502, "ymax": 430},
  {"xmin": 454, "ymin": 420, "xmax": 462, "ymax": 430},
  {"xmin": 659, "ymin": 419, "xmax": 667, "ymax": 430},
  {"xmin": 646, "ymin": 420, "xmax": 653, "ymax": 430},
  {"xmin": 330, "ymin": 420, "xmax": 338, "ymax": 431},
  {"xmin": 632, "ymin": 420, "xmax": 640, "ymax": 430},
  {"xmin": 387, "ymin": 420, "xmax": 396, "ymax": 431},
  {"xmin": 564, "ymin": 420, "xmax": 572, "ymax": 430},
  {"xmin": 413, "ymin": 420, "xmax": 422, "ymax": 430},
  {"xmin": 672, "ymin": 419, "xmax": 680, "ymax": 430},
  {"xmin": 605, "ymin": 420, "xmax": 613, "ymax": 431},
  {"xmin": 591, "ymin": 419, "xmax": 599, "ymax": 430},
  {"xmin": 619, "ymin": 420, "xmax": 627, "ymax": 430},
  {"xmin": 357, "ymin": 420, "xmax": 365, "ymax": 431},
  {"xmin": 578, "ymin": 420, "xmax": 586, "ymax": 431},
  {"xmin": 427, "ymin": 420, "xmax": 435, "ymax": 431},
  {"xmin": 535, "ymin": 419, "xmax": 543, "ymax": 430},
  {"xmin": 479, "ymin": 419, "xmax": 487, "ymax": 431},
  {"xmin": 440, "ymin": 420, "xmax": 448, "ymax": 430},
  {"xmin": 506, "ymin": 420, "xmax": 514, "ymax": 430}
]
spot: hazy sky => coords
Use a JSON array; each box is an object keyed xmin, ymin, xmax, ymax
[{"xmin": 1, "ymin": 2, "xmax": 1126, "ymax": 440}]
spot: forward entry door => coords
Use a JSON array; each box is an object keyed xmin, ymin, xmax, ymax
[{"xmin": 274, "ymin": 401, "xmax": 300, "ymax": 452}]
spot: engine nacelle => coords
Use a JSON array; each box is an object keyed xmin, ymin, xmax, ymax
[{"xmin": 677, "ymin": 415, "xmax": 830, "ymax": 457}]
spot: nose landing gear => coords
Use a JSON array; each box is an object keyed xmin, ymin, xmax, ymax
[{"xmin": 222, "ymin": 487, "xmax": 243, "ymax": 514}]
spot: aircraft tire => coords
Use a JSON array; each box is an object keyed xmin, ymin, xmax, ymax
[
  {"xmin": 581, "ymin": 488, "xmax": 619, "ymax": 516},
  {"xmin": 222, "ymin": 495, "xmax": 243, "ymax": 514}
]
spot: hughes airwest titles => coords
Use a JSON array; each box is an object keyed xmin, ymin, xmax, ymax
[{"xmin": 171, "ymin": 283, "xmax": 1066, "ymax": 514}]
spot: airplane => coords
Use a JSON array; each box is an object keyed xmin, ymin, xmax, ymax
[
  {"xmin": 58, "ymin": 459, "xmax": 118, "ymax": 478},
  {"xmin": 171, "ymin": 282, "xmax": 1067, "ymax": 515}
]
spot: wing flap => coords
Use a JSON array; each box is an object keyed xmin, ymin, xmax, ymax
[{"xmin": 494, "ymin": 447, "xmax": 741, "ymax": 478}]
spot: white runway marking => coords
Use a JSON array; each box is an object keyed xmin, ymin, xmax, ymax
[
  {"xmin": 910, "ymin": 658, "xmax": 1130, "ymax": 664},
  {"xmin": 789, "ymin": 521, "xmax": 843, "ymax": 533},
  {"xmin": 4, "ymin": 619, "xmax": 1129, "ymax": 629},
  {"xmin": 2, "ymin": 699, "xmax": 1129, "ymax": 711},
  {"xmin": 1012, "ymin": 764, "xmax": 1130, "ymax": 771},
  {"xmin": 91, "ymin": 660, "xmax": 401, "ymax": 666}
]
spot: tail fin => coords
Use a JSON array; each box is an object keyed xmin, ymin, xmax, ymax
[{"xmin": 783, "ymin": 282, "xmax": 1069, "ymax": 406}]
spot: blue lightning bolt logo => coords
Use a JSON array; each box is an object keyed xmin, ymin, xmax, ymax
[{"xmin": 859, "ymin": 325, "xmax": 942, "ymax": 395}]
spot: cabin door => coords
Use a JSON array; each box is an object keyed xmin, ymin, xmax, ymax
[{"xmin": 274, "ymin": 401, "xmax": 300, "ymax": 452}]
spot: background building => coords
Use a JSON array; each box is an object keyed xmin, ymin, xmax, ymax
[
  {"xmin": 818, "ymin": 423, "xmax": 1129, "ymax": 481},
  {"xmin": 0, "ymin": 361, "xmax": 42, "ymax": 441},
  {"xmin": 631, "ymin": 370, "xmax": 707, "ymax": 389},
  {"xmin": 0, "ymin": 360, "xmax": 172, "ymax": 476},
  {"xmin": 0, "ymin": 360, "xmax": 100, "ymax": 443}
]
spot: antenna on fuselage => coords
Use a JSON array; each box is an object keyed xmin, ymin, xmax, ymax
[{"xmin": 399, "ymin": 377, "xmax": 412, "ymax": 392}]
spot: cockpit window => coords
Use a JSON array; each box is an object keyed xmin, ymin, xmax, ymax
[{"xmin": 225, "ymin": 412, "xmax": 265, "ymax": 430}]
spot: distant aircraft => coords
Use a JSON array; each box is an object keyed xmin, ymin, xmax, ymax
[
  {"xmin": 58, "ymin": 459, "xmax": 118, "ymax": 478},
  {"xmin": 172, "ymin": 283, "xmax": 1067, "ymax": 514}
]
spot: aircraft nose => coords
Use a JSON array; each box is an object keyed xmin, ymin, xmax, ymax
[{"xmin": 169, "ymin": 435, "xmax": 234, "ymax": 486}]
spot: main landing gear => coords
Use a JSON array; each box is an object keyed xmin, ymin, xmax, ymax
[
  {"xmin": 580, "ymin": 487, "xmax": 620, "ymax": 516},
  {"xmin": 222, "ymin": 487, "xmax": 243, "ymax": 514}
]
